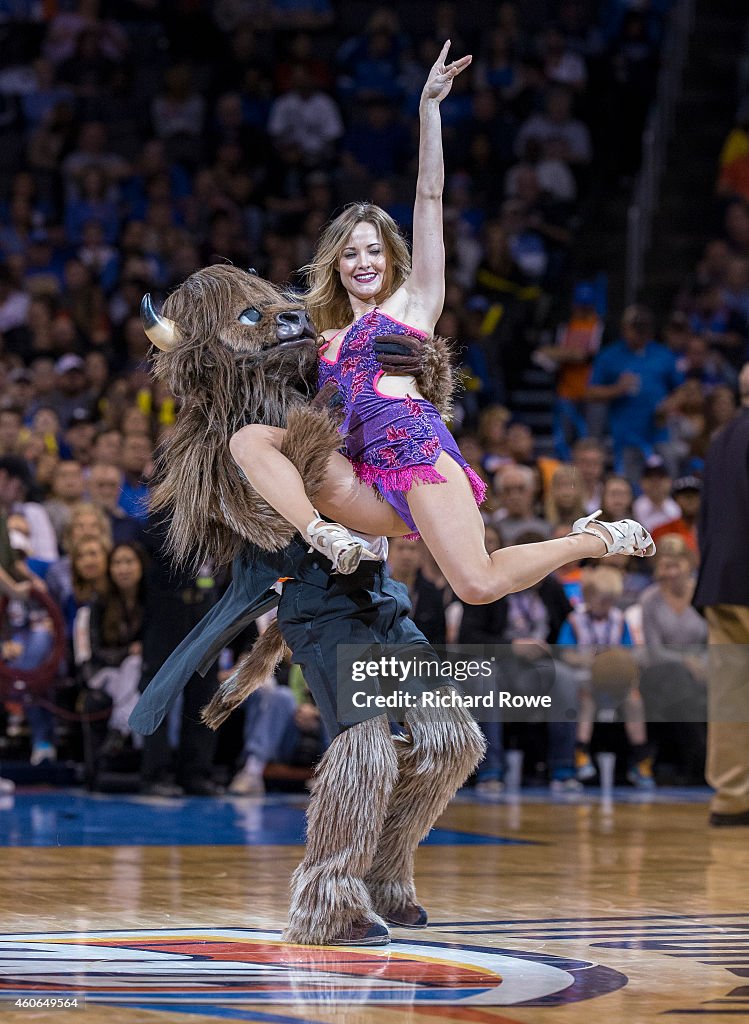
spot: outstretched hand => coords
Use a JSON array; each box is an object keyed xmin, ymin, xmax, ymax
[{"xmin": 421, "ymin": 40, "xmax": 472, "ymax": 103}]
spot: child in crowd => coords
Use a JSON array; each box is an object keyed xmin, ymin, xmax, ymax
[{"xmin": 558, "ymin": 565, "xmax": 654, "ymax": 789}]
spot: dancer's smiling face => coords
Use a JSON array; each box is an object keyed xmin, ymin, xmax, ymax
[{"xmin": 338, "ymin": 221, "xmax": 389, "ymax": 305}]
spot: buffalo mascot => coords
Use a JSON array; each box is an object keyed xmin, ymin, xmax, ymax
[{"xmin": 131, "ymin": 264, "xmax": 484, "ymax": 946}]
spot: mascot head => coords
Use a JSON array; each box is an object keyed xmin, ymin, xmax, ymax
[
  {"xmin": 144, "ymin": 265, "xmax": 321, "ymax": 568},
  {"xmin": 142, "ymin": 263, "xmax": 318, "ymax": 401}
]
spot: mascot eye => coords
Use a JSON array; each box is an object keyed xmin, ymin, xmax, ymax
[{"xmin": 238, "ymin": 307, "xmax": 262, "ymax": 325}]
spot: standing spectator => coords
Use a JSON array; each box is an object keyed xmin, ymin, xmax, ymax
[
  {"xmin": 535, "ymin": 281, "xmax": 604, "ymax": 458},
  {"xmin": 693, "ymin": 362, "xmax": 749, "ymax": 826},
  {"xmin": 586, "ymin": 304, "xmax": 684, "ymax": 482}
]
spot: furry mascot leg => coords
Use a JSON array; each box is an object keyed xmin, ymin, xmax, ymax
[
  {"xmin": 365, "ymin": 687, "xmax": 486, "ymax": 927},
  {"xmin": 283, "ymin": 714, "xmax": 398, "ymax": 945}
]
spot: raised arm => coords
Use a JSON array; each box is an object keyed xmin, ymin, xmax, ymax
[{"xmin": 404, "ymin": 41, "xmax": 472, "ymax": 330}]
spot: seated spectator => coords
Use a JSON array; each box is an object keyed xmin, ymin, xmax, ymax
[
  {"xmin": 43, "ymin": 355, "xmax": 96, "ymax": 429},
  {"xmin": 460, "ymin": 526, "xmax": 580, "ymax": 791},
  {"xmin": 267, "ymin": 67, "xmax": 343, "ymax": 168},
  {"xmin": 0, "ymin": 505, "xmax": 57, "ymax": 766},
  {"xmin": 514, "ymin": 85, "xmax": 592, "ymax": 168},
  {"xmin": 74, "ymin": 542, "xmax": 147, "ymax": 760},
  {"xmin": 66, "ymin": 533, "xmax": 110, "ymax": 636},
  {"xmin": 43, "ymin": 459, "xmax": 86, "ymax": 545},
  {"xmin": 151, "ymin": 64, "xmax": 205, "ymax": 151},
  {"xmin": 638, "ymin": 535, "xmax": 707, "ymax": 781},
  {"xmin": 64, "ymin": 409, "xmax": 98, "ymax": 469},
  {"xmin": 0, "ymin": 408, "xmax": 23, "ymax": 458},
  {"xmin": 229, "ymin": 666, "xmax": 328, "ymax": 796},
  {"xmin": 90, "ymin": 427, "xmax": 122, "ymax": 467},
  {"xmin": 541, "ymin": 25, "xmax": 587, "ymax": 92},
  {"xmin": 488, "ymin": 464, "xmax": 550, "ymax": 544},
  {"xmin": 703, "ymin": 384, "xmax": 737, "ymax": 442},
  {"xmin": 558, "ymin": 565, "xmax": 654, "ymax": 789},
  {"xmin": 117, "ymin": 433, "xmax": 153, "ymax": 523},
  {"xmin": 476, "ymin": 405, "xmax": 512, "ymax": 477},
  {"xmin": 678, "ymin": 333, "xmax": 737, "ymax": 392},
  {"xmin": 87, "ymin": 462, "xmax": 139, "ymax": 545},
  {"xmin": 632, "ymin": 456, "xmax": 681, "ymax": 533},
  {"xmin": 46, "ymin": 503, "xmax": 112, "ymax": 615},
  {"xmin": 651, "ymin": 476, "xmax": 701, "ymax": 554},
  {"xmin": 387, "ymin": 537, "xmax": 447, "ymax": 645},
  {"xmin": 586, "ymin": 304, "xmax": 683, "ymax": 482},
  {"xmin": 572, "ymin": 437, "xmax": 606, "ymax": 515},
  {"xmin": 545, "ymin": 464, "xmax": 584, "ymax": 527},
  {"xmin": 0, "ymin": 451, "xmax": 58, "ymax": 565},
  {"xmin": 340, "ymin": 98, "xmax": 410, "ymax": 182},
  {"xmin": 662, "ymin": 378, "xmax": 707, "ymax": 469},
  {"xmin": 717, "ymin": 99, "xmax": 749, "ymax": 201},
  {"xmin": 688, "ymin": 283, "xmax": 748, "ymax": 369}
]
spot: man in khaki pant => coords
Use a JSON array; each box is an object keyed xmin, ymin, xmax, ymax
[{"xmin": 694, "ymin": 364, "xmax": 749, "ymax": 826}]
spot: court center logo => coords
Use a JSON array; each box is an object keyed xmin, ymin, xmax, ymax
[{"xmin": 0, "ymin": 928, "xmax": 626, "ymax": 1016}]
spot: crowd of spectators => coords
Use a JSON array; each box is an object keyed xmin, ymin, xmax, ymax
[{"xmin": 0, "ymin": 0, "xmax": 743, "ymax": 794}]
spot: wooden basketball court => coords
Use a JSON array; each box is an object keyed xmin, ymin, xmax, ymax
[{"xmin": 0, "ymin": 787, "xmax": 745, "ymax": 1023}]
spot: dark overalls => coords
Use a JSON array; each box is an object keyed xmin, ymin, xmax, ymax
[{"xmin": 130, "ymin": 537, "xmax": 439, "ymax": 740}]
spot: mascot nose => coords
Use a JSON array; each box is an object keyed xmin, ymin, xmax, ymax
[{"xmin": 276, "ymin": 310, "xmax": 315, "ymax": 341}]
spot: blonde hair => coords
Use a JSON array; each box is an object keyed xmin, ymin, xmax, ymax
[
  {"xmin": 545, "ymin": 464, "xmax": 584, "ymax": 526},
  {"xmin": 581, "ymin": 565, "xmax": 624, "ymax": 599},
  {"xmin": 655, "ymin": 532, "xmax": 697, "ymax": 567},
  {"xmin": 304, "ymin": 203, "xmax": 411, "ymax": 333},
  {"xmin": 63, "ymin": 501, "xmax": 113, "ymax": 553}
]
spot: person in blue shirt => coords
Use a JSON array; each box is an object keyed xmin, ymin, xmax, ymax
[{"xmin": 586, "ymin": 304, "xmax": 684, "ymax": 482}]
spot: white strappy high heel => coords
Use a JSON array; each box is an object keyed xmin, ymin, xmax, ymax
[
  {"xmin": 305, "ymin": 515, "xmax": 382, "ymax": 574},
  {"xmin": 570, "ymin": 509, "xmax": 656, "ymax": 558}
]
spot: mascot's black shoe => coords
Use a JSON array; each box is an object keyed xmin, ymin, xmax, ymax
[
  {"xmin": 328, "ymin": 919, "xmax": 391, "ymax": 946},
  {"xmin": 382, "ymin": 902, "xmax": 429, "ymax": 928}
]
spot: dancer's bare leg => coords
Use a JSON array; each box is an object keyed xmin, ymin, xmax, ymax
[
  {"xmin": 230, "ymin": 424, "xmax": 409, "ymax": 537},
  {"xmin": 406, "ymin": 453, "xmax": 607, "ymax": 605}
]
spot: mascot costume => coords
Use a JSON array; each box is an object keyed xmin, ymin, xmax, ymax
[{"xmin": 130, "ymin": 264, "xmax": 485, "ymax": 945}]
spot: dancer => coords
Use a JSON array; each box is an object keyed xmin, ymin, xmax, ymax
[{"xmin": 230, "ymin": 41, "xmax": 656, "ymax": 603}]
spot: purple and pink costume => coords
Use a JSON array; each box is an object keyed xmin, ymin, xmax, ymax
[{"xmin": 317, "ymin": 307, "xmax": 486, "ymax": 538}]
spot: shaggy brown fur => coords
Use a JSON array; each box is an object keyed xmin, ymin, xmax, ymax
[
  {"xmin": 149, "ymin": 265, "xmax": 341, "ymax": 569},
  {"xmin": 417, "ymin": 334, "xmax": 456, "ymax": 420},
  {"xmin": 201, "ymin": 620, "xmax": 290, "ymax": 730},
  {"xmin": 365, "ymin": 688, "xmax": 486, "ymax": 920},
  {"xmin": 283, "ymin": 715, "xmax": 398, "ymax": 945}
]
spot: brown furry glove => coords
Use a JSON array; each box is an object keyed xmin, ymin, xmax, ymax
[
  {"xmin": 310, "ymin": 377, "xmax": 346, "ymax": 425},
  {"xmin": 373, "ymin": 333, "xmax": 424, "ymax": 374}
]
